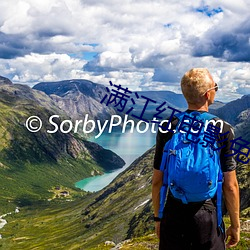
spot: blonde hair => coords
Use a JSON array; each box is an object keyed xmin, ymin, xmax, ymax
[{"xmin": 181, "ymin": 68, "xmax": 214, "ymax": 104}]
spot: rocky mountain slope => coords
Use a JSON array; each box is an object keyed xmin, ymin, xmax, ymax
[
  {"xmin": 0, "ymin": 78, "xmax": 124, "ymax": 212},
  {"xmin": 33, "ymin": 79, "xmax": 117, "ymax": 122},
  {"xmin": 212, "ymin": 94, "xmax": 250, "ymax": 142},
  {"xmin": 213, "ymin": 94, "xmax": 250, "ymax": 125},
  {"xmin": 0, "ymin": 76, "xmax": 12, "ymax": 85},
  {"xmin": 234, "ymin": 108, "xmax": 250, "ymax": 142}
]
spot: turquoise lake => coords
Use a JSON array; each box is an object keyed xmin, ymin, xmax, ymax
[{"xmin": 75, "ymin": 129, "xmax": 156, "ymax": 192}]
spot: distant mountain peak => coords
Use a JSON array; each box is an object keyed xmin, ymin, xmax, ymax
[
  {"xmin": 0, "ymin": 76, "xmax": 12, "ymax": 85},
  {"xmin": 33, "ymin": 79, "xmax": 116, "ymax": 122},
  {"xmin": 33, "ymin": 79, "xmax": 101, "ymax": 98}
]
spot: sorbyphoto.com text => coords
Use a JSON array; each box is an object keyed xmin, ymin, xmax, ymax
[{"xmin": 25, "ymin": 114, "xmax": 224, "ymax": 139}]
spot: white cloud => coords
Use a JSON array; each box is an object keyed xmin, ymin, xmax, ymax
[
  {"xmin": 0, "ymin": 53, "xmax": 87, "ymax": 86},
  {"xmin": 0, "ymin": 1, "xmax": 31, "ymax": 34},
  {"xmin": 0, "ymin": 0, "xmax": 249, "ymax": 101},
  {"xmin": 98, "ymin": 51, "xmax": 132, "ymax": 69},
  {"xmin": 0, "ymin": 0, "xmax": 72, "ymax": 35}
]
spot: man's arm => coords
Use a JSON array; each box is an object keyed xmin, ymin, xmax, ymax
[
  {"xmin": 152, "ymin": 169, "xmax": 163, "ymax": 239},
  {"xmin": 152, "ymin": 122, "xmax": 174, "ymax": 239},
  {"xmin": 223, "ymin": 170, "xmax": 240, "ymax": 248}
]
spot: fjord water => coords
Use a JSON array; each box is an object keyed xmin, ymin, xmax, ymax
[{"xmin": 75, "ymin": 129, "xmax": 156, "ymax": 192}]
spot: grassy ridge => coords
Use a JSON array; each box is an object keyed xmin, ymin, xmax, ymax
[{"xmin": 0, "ymin": 199, "xmax": 88, "ymax": 250}]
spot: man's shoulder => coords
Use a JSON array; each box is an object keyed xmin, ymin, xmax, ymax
[
  {"xmin": 158, "ymin": 111, "xmax": 234, "ymax": 135},
  {"xmin": 212, "ymin": 117, "xmax": 234, "ymax": 134},
  {"xmin": 160, "ymin": 111, "xmax": 233, "ymax": 125}
]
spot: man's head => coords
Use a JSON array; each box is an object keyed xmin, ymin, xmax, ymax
[{"xmin": 181, "ymin": 68, "xmax": 217, "ymax": 106}]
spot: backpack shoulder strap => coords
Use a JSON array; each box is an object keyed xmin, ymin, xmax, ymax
[
  {"xmin": 199, "ymin": 112, "xmax": 217, "ymax": 121},
  {"xmin": 174, "ymin": 111, "xmax": 186, "ymax": 121},
  {"xmin": 186, "ymin": 112, "xmax": 223, "ymax": 229},
  {"xmin": 174, "ymin": 111, "xmax": 217, "ymax": 120},
  {"xmin": 173, "ymin": 111, "xmax": 217, "ymax": 133}
]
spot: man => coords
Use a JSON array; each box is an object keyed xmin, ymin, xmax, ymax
[{"xmin": 152, "ymin": 68, "xmax": 240, "ymax": 249}]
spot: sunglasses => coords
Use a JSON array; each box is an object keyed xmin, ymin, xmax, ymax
[{"xmin": 203, "ymin": 83, "xmax": 218, "ymax": 95}]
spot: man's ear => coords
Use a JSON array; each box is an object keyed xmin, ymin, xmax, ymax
[{"xmin": 203, "ymin": 92, "xmax": 209, "ymax": 100}]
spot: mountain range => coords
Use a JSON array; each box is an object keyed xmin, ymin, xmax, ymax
[
  {"xmin": 33, "ymin": 79, "xmax": 225, "ymax": 123},
  {"xmin": 0, "ymin": 76, "xmax": 249, "ymax": 249}
]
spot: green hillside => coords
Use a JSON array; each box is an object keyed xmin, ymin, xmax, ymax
[
  {"xmin": 0, "ymin": 147, "xmax": 249, "ymax": 249},
  {"xmin": 0, "ymin": 83, "xmax": 124, "ymax": 213}
]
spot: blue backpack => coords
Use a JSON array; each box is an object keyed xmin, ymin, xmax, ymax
[{"xmin": 158, "ymin": 111, "xmax": 223, "ymax": 228}]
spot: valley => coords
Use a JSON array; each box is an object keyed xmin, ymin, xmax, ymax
[{"xmin": 0, "ymin": 76, "xmax": 249, "ymax": 249}]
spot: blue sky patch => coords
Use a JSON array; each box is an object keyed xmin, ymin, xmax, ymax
[
  {"xmin": 196, "ymin": 6, "xmax": 223, "ymax": 17},
  {"xmin": 83, "ymin": 51, "xmax": 98, "ymax": 61},
  {"xmin": 164, "ymin": 23, "xmax": 172, "ymax": 28}
]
